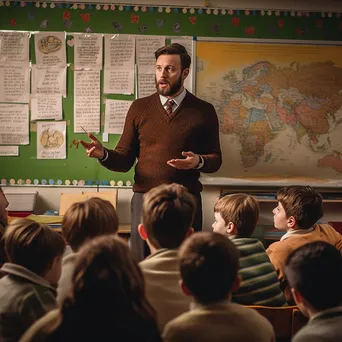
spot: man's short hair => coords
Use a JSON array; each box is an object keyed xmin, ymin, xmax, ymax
[
  {"xmin": 276, "ymin": 186, "xmax": 323, "ymax": 229},
  {"xmin": 142, "ymin": 183, "xmax": 195, "ymax": 249},
  {"xmin": 214, "ymin": 193, "xmax": 259, "ymax": 237},
  {"xmin": 62, "ymin": 197, "xmax": 119, "ymax": 251},
  {"xmin": 179, "ymin": 231, "xmax": 240, "ymax": 304},
  {"xmin": 285, "ymin": 241, "xmax": 342, "ymax": 311},
  {"xmin": 154, "ymin": 43, "xmax": 191, "ymax": 71},
  {"xmin": 4, "ymin": 218, "xmax": 65, "ymax": 276}
]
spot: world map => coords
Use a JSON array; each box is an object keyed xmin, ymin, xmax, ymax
[{"xmin": 196, "ymin": 42, "xmax": 342, "ymax": 180}]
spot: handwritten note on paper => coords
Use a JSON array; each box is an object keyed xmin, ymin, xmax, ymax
[
  {"xmin": 138, "ymin": 73, "xmax": 156, "ymax": 99},
  {"xmin": 74, "ymin": 34, "xmax": 103, "ymax": 70},
  {"xmin": 104, "ymin": 35, "xmax": 135, "ymax": 68},
  {"xmin": 0, "ymin": 146, "xmax": 19, "ymax": 156},
  {"xmin": 0, "ymin": 31, "xmax": 30, "ymax": 64},
  {"xmin": 31, "ymin": 66, "xmax": 66, "ymax": 97},
  {"xmin": 34, "ymin": 32, "xmax": 66, "ymax": 66},
  {"xmin": 171, "ymin": 38, "xmax": 194, "ymax": 92},
  {"xmin": 103, "ymin": 35, "xmax": 135, "ymax": 94},
  {"xmin": 104, "ymin": 69, "xmax": 134, "ymax": 95},
  {"xmin": 31, "ymin": 95, "xmax": 62, "ymax": 121},
  {"xmin": 136, "ymin": 36, "xmax": 165, "ymax": 74},
  {"xmin": 104, "ymin": 99, "xmax": 132, "ymax": 134},
  {"xmin": 74, "ymin": 71, "xmax": 101, "ymax": 133},
  {"xmin": 0, "ymin": 65, "xmax": 30, "ymax": 103},
  {"xmin": 37, "ymin": 121, "xmax": 66, "ymax": 159},
  {"xmin": 0, "ymin": 104, "xmax": 29, "ymax": 145}
]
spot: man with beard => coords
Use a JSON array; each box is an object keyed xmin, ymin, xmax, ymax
[{"xmin": 80, "ymin": 43, "xmax": 221, "ymax": 260}]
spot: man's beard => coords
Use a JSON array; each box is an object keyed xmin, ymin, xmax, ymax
[{"xmin": 155, "ymin": 75, "xmax": 183, "ymax": 97}]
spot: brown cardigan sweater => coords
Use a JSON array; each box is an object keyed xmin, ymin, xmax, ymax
[
  {"xmin": 100, "ymin": 91, "xmax": 222, "ymax": 194},
  {"xmin": 266, "ymin": 224, "xmax": 342, "ymax": 303}
]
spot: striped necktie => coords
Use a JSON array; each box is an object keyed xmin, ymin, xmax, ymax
[{"xmin": 165, "ymin": 100, "xmax": 175, "ymax": 116}]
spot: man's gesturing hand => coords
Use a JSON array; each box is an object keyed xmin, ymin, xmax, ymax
[
  {"xmin": 167, "ymin": 151, "xmax": 200, "ymax": 170},
  {"xmin": 79, "ymin": 133, "xmax": 105, "ymax": 160}
]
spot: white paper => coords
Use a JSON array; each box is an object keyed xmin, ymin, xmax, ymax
[
  {"xmin": 0, "ymin": 64, "xmax": 30, "ymax": 103},
  {"xmin": 104, "ymin": 35, "xmax": 135, "ymax": 94},
  {"xmin": 171, "ymin": 38, "xmax": 194, "ymax": 92},
  {"xmin": 74, "ymin": 70, "xmax": 101, "ymax": 133},
  {"xmin": 104, "ymin": 69, "xmax": 135, "ymax": 95},
  {"xmin": 0, "ymin": 31, "xmax": 30, "ymax": 64},
  {"xmin": 74, "ymin": 33, "xmax": 103, "ymax": 70},
  {"xmin": 104, "ymin": 35, "xmax": 135, "ymax": 68},
  {"xmin": 31, "ymin": 65, "xmax": 66, "ymax": 97},
  {"xmin": 138, "ymin": 73, "xmax": 156, "ymax": 98},
  {"xmin": 37, "ymin": 121, "xmax": 66, "ymax": 159},
  {"xmin": 34, "ymin": 31, "xmax": 66, "ymax": 66},
  {"xmin": 136, "ymin": 36, "xmax": 165, "ymax": 73},
  {"xmin": 0, "ymin": 104, "xmax": 29, "ymax": 145},
  {"xmin": 31, "ymin": 95, "xmax": 62, "ymax": 121},
  {"xmin": 104, "ymin": 99, "xmax": 132, "ymax": 134},
  {"xmin": 0, "ymin": 146, "xmax": 19, "ymax": 156}
]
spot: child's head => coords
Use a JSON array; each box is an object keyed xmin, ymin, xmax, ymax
[
  {"xmin": 139, "ymin": 183, "xmax": 196, "ymax": 249},
  {"xmin": 62, "ymin": 197, "xmax": 119, "ymax": 252},
  {"xmin": 213, "ymin": 193, "xmax": 259, "ymax": 238},
  {"xmin": 285, "ymin": 241, "xmax": 342, "ymax": 317},
  {"xmin": 273, "ymin": 186, "xmax": 323, "ymax": 231},
  {"xmin": 178, "ymin": 231, "xmax": 240, "ymax": 304},
  {"xmin": 3, "ymin": 218, "xmax": 65, "ymax": 284},
  {"xmin": 61, "ymin": 235, "xmax": 158, "ymax": 339}
]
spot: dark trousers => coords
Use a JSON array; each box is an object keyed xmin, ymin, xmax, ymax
[{"xmin": 130, "ymin": 192, "xmax": 203, "ymax": 261}]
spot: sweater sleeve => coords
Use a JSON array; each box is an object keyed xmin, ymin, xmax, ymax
[
  {"xmin": 266, "ymin": 243, "xmax": 293, "ymax": 304},
  {"xmin": 199, "ymin": 103, "xmax": 222, "ymax": 173},
  {"xmin": 100, "ymin": 101, "xmax": 139, "ymax": 173}
]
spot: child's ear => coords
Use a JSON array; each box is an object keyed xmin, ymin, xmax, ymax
[
  {"xmin": 287, "ymin": 216, "xmax": 296, "ymax": 228},
  {"xmin": 138, "ymin": 224, "xmax": 148, "ymax": 241},
  {"xmin": 231, "ymin": 274, "xmax": 241, "ymax": 292},
  {"xmin": 226, "ymin": 222, "xmax": 236, "ymax": 235},
  {"xmin": 185, "ymin": 227, "xmax": 194, "ymax": 238},
  {"xmin": 291, "ymin": 287, "xmax": 304, "ymax": 305},
  {"xmin": 179, "ymin": 279, "xmax": 192, "ymax": 297}
]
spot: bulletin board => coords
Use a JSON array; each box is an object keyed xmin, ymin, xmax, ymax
[{"xmin": 1, "ymin": 2, "xmax": 342, "ymax": 186}]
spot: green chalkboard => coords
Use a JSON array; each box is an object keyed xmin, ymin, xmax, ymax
[{"xmin": 1, "ymin": 3, "xmax": 341, "ymax": 185}]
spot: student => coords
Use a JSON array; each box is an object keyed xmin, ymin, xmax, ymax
[
  {"xmin": 213, "ymin": 193, "xmax": 286, "ymax": 306},
  {"xmin": 0, "ymin": 218, "xmax": 65, "ymax": 342},
  {"xmin": 20, "ymin": 235, "xmax": 161, "ymax": 342},
  {"xmin": 266, "ymin": 185, "xmax": 342, "ymax": 303},
  {"xmin": 285, "ymin": 241, "xmax": 342, "ymax": 342},
  {"xmin": 163, "ymin": 232, "xmax": 275, "ymax": 342},
  {"xmin": 138, "ymin": 183, "xmax": 195, "ymax": 331},
  {"xmin": 57, "ymin": 197, "xmax": 119, "ymax": 303}
]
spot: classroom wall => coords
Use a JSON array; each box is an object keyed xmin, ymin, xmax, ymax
[{"xmin": 70, "ymin": 0, "xmax": 342, "ymax": 13}]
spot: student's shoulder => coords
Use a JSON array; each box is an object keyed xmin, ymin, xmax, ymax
[
  {"xmin": 19, "ymin": 309, "xmax": 61, "ymax": 342},
  {"xmin": 163, "ymin": 311, "xmax": 197, "ymax": 339}
]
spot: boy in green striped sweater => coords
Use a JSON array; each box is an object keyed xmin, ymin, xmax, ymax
[{"xmin": 213, "ymin": 193, "xmax": 287, "ymax": 306}]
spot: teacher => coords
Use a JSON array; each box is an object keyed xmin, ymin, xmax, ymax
[{"xmin": 80, "ymin": 43, "xmax": 222, "ymax": 260}]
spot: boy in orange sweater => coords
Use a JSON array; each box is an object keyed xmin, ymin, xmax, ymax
[{"xmin": 266, "ymin": 185, "xmax": 342, "ymax": 303}]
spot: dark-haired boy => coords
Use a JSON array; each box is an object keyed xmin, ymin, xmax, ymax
[
  {"xmin": 163, "ymin": 232, "xmax": 275, "ymax": 342},
  {"xmin": 213, "ymin": 193, "xmax": 286, "ymax": 306},
  {"xmin": 139, "ymin": 183, "xmax": 195, "ymax": 331},
  {"xmin": 266, "ymin": 186, "xmax": 342, "ymax": 303},
  {"xmin": 0, "ymin": 218, "xmax": 65, "ymax": 342},
  {"xmin": 285, "ymin": 241, "xmax": 342, "ymax": 342}
]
